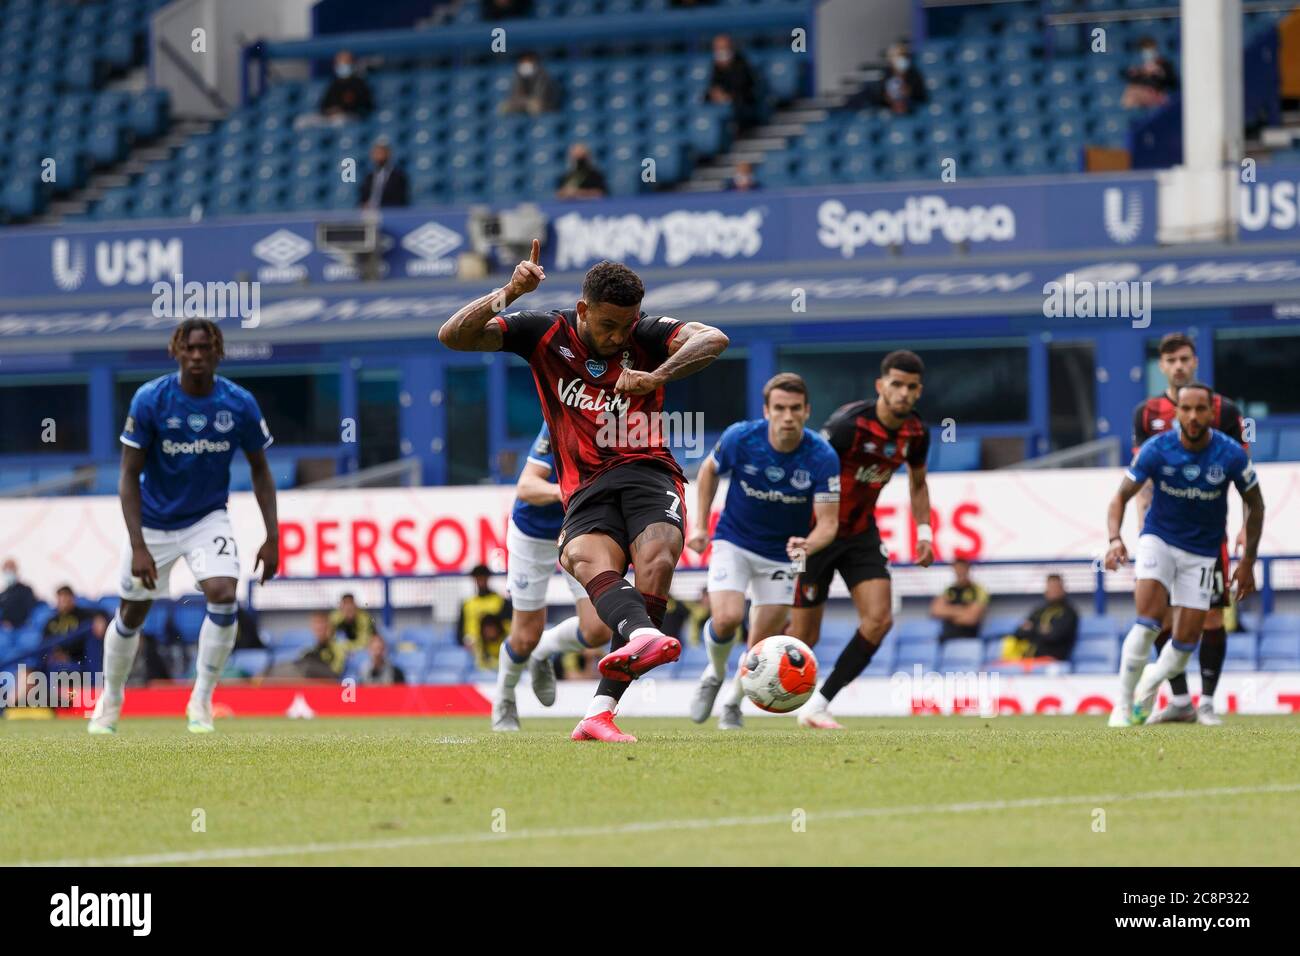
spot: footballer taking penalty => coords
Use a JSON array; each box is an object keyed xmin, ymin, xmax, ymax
[
  {"xmin": 439, "ymin": 239, "xmax": 729, "ymax": 742},
  {"xmin": 1105, "ymin": 382, "xmax": 1263, "ymax": 727},
  {"xmin": 90, "ymin": 319, "xmax": 279, "ymax": 734},
  {"xmin": 789, "ymin": 351, "xmax": 935, "ymax": 729},
  {"xmin": 685, "ymin": 372, "xmax": 840, "ymax": 729},
  {"xmin": 493, "ymin": 423, "xmax": 612, "ymax": 731}
]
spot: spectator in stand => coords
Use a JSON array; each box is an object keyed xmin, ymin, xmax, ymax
[
  {"xmin": 472, "ymin": 613, "xmax": 507, "ymax": 671},
  {"xmin": 880, "ymin": 41, "xmax": 927, "ymax": 115},
  {"xmin": 1001, "ymin": 574, "xmax": 1079, "ymax": 662},
  {"xmin": 500, "ymin": 52, "xmax": 561, "ymax": 116},
  {"xmin": 930, "ymin": 559, "xmax": 989, "ymax": 641},
  {"xmin": 40, "ymin": 585, "xmax": 93, "ymax": 666},
  {"xmin": 358, "ymin": 634, "xmax": 406, "ymax": 685},
  {"xmin": 358, "ymin": 137, "xmax": 409, "ymax": 209},
  {"xmin": 456, "ymin": 564, "xmax": 510, "ymax": 649},
  {"xmin": 296, "ymin": 50, "xmax": 373, "ymax": 129},
  {"xmin": 1122, "ymin": 36, "xmax": 1179, "ymax": 109},
  {"xmin": 330, "ymin": 593, "xmax": 380, "ymax": 652},
  {"xmin": 296, "ymin": 610, "xmax": 347, "ymax": 679},
  {"xmin": 555, "ymin": 143, "xmax": 608, "ymax": 199},
  {"xmin": 0, "ymin": 558, "xmax": 37, "ymax": 630},
  {"xmin": 705, "ymin": 34, "xmax": 758, "ymax": 130},
  {"xmin": 728, "ymin": 160, "xmax": 761, "ymax": 191},
  {"xmin": 482, "ymin": 0, "xmax": 530, "ymax": 19}
]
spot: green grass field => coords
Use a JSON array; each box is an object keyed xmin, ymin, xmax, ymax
[{"xmin": 3, "ymin": 715, "xmax": 1299, "ymax": 866}]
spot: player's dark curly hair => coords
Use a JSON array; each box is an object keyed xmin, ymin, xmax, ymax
[
  {"xmin": 1177, "ymin": 380, "xmax": 1214, "ymax": 401},
  {"xmin": 881, "ymin": 349, "xmax": 924, "ymax": 378},
  {"xmin": 581, "ymin": 261, "xmax": 644, "ymax": 307},
  {"xmin": 1158, "ymin": 331, "xmax": 1196, "ymax": 356},
  {"xmin": 167, "ymin": 318, "xmax": 225, "ymax": 362}
]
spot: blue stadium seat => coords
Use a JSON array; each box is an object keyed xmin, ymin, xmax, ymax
[
  {"xmin": 894, "ymin": 641, "xmax": 937, "ymax": 673},
  {"xmin": 939, "ymin": 638, "xmax": 983, "ymax": 671},
  {"xmin": 1079, "ymin": 616, "xmax": 1121, "ymax": 639},
  {"xmin": 1223, "ymin": 632, "xmax": 1258, "ymax": 671},
  {"xmin": 1259, "ymin": 633, "xmax": 1300, "ymax": 670},
  {"xmin": 230, "ymin": 649, "xmax": 270, "ymax": 677},
  {"xmin": 980, "ymin": 616, "xmax": 1022, "ymax": 640},
  {"xmin": 173, "ymin": 601, "xmax": 208, "ymax": 643},
  {"xmin": 894, "ymin": 618, "xmax": 941, "ymax": 644}
]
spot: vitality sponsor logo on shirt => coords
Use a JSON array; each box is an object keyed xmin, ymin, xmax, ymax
[
  {"xmin": 854, "ymin": 463, "xmax": 895, "ymax": 485},
  {"xmin": 557, "ymin": 378, "xmax": 631, "ymax": 416}
]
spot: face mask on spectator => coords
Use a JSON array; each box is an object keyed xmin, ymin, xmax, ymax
[
  {"xmin": 893, "ymin": 56, "xmax": 909, "ymax": 71},
  {"xmin": 1, "ymin": 571, "xmax": 14, "ymax": 588},
  {"xmin": 518, "ymin": 61, "xmax": 536, "ymax": 78},
  {"xmin": 1142, "ymin": 48, "xmax": 1156, "ymax": 63},
  {"xmin": 714, "ymin": 49, "xmax": 732, "ymax": 65},
  {"xmin": 336, "ymin": 62, "xmax": 353, "ymax": 78}
]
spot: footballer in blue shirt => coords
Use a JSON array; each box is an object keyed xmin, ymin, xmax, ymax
[
  {"xmin": 89, "ymin": 319, "xmax": 280, "ymax": 735},
  {"xmin": 1104, "ymin": 382, "xmax": 1264, "ymax": 727},
  {"xmin": 685, "ymin": 373, "xmax": 841, "ymax": 729},
  {"xmin": 493, "ymin": 424, "xmax": 611, "ymax": 731}
]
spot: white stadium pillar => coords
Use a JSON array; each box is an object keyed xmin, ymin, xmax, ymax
[{"xmin": 1160, "ymin": 0, "xmax": 1242, "ymax": 242}]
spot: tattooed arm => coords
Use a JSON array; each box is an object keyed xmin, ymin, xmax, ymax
[
  {"xmin": 614, "ymin": 321, "xmax": 730, "ymax": 396},
  {"xmin": 437, "ymin": 239, "xmax": 545, "ymax": 352}
]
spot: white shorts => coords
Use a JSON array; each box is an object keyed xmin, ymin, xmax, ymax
[
  {"xmin": 118, "ymin": 509, "xmax": 241, "ymax": 601},
  {"xmin": 707, "ymin": 538, "xmax": 796, "ymax": 607},
  {"xmin": 1134, "ymin": 533, "xmax": 1216, "ymax": 611},
  {"xmin": 506, "ymin": 519, "xmax": 586, "ymax": 612}
]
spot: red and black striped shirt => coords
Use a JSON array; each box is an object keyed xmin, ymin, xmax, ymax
[
  {"xmin": 495, "ymin": 308, "xmax": 685, "ymax": 505},
  {"xmin": 1131, "ymin": 392, "xmax": 1245, "ymax": 455},
  {"xmin": 821, "ymin": 399, "xmax": 929, "ymax": 539}
]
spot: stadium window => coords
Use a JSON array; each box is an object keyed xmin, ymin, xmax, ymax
[
  {"xmin": 447, "ymin": 366, "xmax": 489, "ymax": 484},
  {"xmin": 1214, "ymin": 328, "xmax": 1300, "ymax": 416},
  {"xmin": 0, "ymin": 375, "xmax": 89, "ymax": 454},
  {"xmin": 507, "ymin": 357, "xmax": 543, "ymax": 440},
  {"xmin": 663, "ymin": 353, "xmax": 747, "ymax": 436},
  {"xmin": 1048, "ymin": 341, "xmax": 1096, "ymax": 450},
  {"xmin": 775, "ymin": 341, "xmax": 1029, "ymax": 424},
  {"xmin": 116, "ymin": 365, "xmax": 342, "ymax": 446},
  {"xmin": 358, "ymin": 369, "xmax": 401, "ymax": 468}
]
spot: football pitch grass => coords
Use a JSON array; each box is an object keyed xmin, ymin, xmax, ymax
[{"xmin": 3, "ymin": 715, "xmax": 1298, "ymax": 866}]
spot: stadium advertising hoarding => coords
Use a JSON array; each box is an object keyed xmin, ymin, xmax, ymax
[
  {"xmin": 7, "ymin": 247, "xmax": 1300, "ymax": 351},
  {"xmin": 0, "ymin": 174, "xmax": 1157, "ymax": 299},
  {"xmin": 4, "ymin": 463, "xmax": 1296, "ymax": 599},
  {"xmin": 58, "ymin": 672, "xmax": 1300, "ymax": 719},
  {"xmin": 1237, "ymin": 162, "xmax": 1300, "ymax": 241}
]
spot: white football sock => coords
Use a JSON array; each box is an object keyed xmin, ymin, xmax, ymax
[
  {"xmin": 703, "ymin": 619, "xmax": 735, "ymax": 680},
  {"xmin": 102, "ymin": 613, "xmax": 140, "ymax": 701},
  {"xmin": 585, "ymin": 694, "xmax": 617, "ymax": 718},
  {"xmin": 721, "ymin": 671, "xmax": 745, "ymax": 708},
  {"xmin": 191, "ymin": 602, "xmax": 237, "ymax": 703},
  {"xmin": 629, "ymin": 626, "xmax": 659, "ymax": 641},
  {"xmin": 1136, "ymin": 639, "xmax": 1194, "ymax": 702},
  {"xmin": 496, "ymin": 638, "xmax": 528, "ymax": 703},
  {"xmin": 803, "ymin": 688, "xmax": 830, "ymax": 713},
  {"xmin": 1171, "ymin": 692, "xmax": 1191, "ymax": 707},
  {"xmin": 1118, "ymin": 618, "xmax": 1160, "ymax": 705},
  {"xmin": 534, "ymin": 616, "xmax": 588, "ymax": 657}
]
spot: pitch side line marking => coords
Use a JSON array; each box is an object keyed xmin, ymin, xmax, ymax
[{"xmin": 13, "ymin": 782, "xmax": 1300, "ymax": 866}]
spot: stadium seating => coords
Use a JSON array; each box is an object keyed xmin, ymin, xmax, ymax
[{"xmin": 0, "ymin": 0, "xmax": 175, "ymax": 221}]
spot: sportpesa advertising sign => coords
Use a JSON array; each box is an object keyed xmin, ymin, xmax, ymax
[{"xmin": 0, "ymin": 175, "xmax": 1157, "ymax": 298}]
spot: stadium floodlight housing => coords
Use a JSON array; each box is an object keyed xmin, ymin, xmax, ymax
[{"xmin": 467, "ymin": 204, "xmax": 549, "ymax": 264}]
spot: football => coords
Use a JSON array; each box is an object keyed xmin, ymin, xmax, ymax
[{"xmin": 739, "ymin": 636, "xmax": 818, "ymax": 713}]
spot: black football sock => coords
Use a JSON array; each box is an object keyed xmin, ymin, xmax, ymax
[
  {"xmin": 640, "ymin": 592, "xmax": 667, "ymax": 630},
  {"xmin": 818, "ymin": 630, "xmax": 879, "ymax": 704},
  {"xmin": 1154, "ymin": 629, "xmax": 1190, "ymax": 697},
  {"xmin": 1199, "ymin": 627, "xmax": 1227, "ymax": 699},
  {"xmin": 585, "ymin": 570, "xmax": 653, "ymax": 642}
]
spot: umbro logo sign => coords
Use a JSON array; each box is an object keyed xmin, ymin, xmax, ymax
[
  {"xmin": 166, "ymin": 417, "xmax": 181, "ymax": 429},
  {"xmin": 559, "ymin": 346, "xmax": 575, "ymax": 360}
]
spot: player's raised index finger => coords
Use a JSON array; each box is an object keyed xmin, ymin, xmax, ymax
[{"xmin": 529, "ymin": 238, "xmax": 540, "ymax": 264}]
